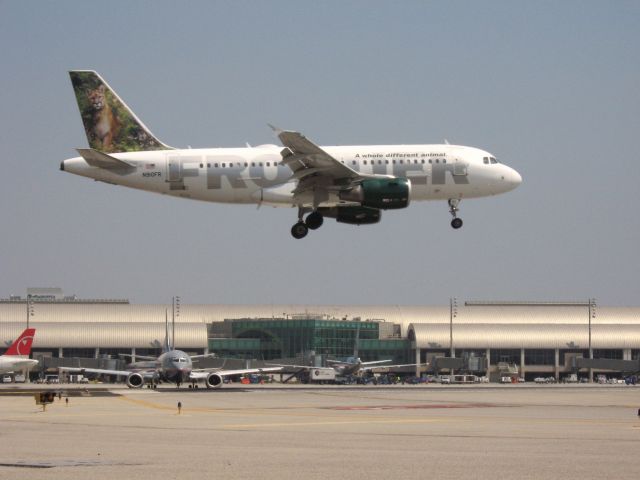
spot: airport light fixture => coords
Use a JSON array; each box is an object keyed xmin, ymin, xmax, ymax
[
  {"xmin": 172, "ymin": 296, "xmax": 181, "ymax": 349},
  {"xmin": 26, "ymin": 297, "xmax": 34, "ymax": 329},
  {"xmin": 450, "ymin": 297, "xmax": 458, "ymax": 357}
]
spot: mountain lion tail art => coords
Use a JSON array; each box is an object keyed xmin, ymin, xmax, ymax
[{"xmin": 69, "ymin": 70, "xmax": 172, "ymax": 153}]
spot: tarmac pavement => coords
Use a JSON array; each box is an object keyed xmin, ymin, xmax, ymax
[{"xmin": 1, "ymin": 384, "xmax": 639, "ymax": 479}]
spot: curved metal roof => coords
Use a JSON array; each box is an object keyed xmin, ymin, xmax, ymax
[
  {"xmin": 409, "ymin": 323, "xmax": 640, "ymax": 349},
  {"xmin": 1, "ymin": 303, "xmax": 638, "ymax": 337},
  {"xmin": 0, "ymin": 322, "xmax": 207, "ymax": 350},
  {"xmin": 1, "ymin": 304, "xmax": 639, "ymax": 350}
]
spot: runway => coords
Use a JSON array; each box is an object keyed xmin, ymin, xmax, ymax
[{"xmin": 1, "ymin": 384, "xmax": 639, "ymax": 479}]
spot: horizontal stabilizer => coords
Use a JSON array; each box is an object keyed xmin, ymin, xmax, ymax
[{"xmin": 76, "ymin": 148, "xmax": 135, "ymax": 172}]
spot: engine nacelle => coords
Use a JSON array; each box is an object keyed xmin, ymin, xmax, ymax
[
  {"xmin": 339, "ymin": 178, "xmax": 411, "ymax": 210},
  {"xmin": 319, "ymin": 206, "xmax": 381, "ymax": 225},
  {"xmin": 205, "ymin": 372, "xmax": 224, "ymax": 388},
  {"xmin": 126, "ymin": 373, "xmax": 145, "ymax": 388}
]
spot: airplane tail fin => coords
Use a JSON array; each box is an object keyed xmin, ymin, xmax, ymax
[
  {"xmin": 69, "ymin": 70, "xmax": 172, "ymax": 153},
  {"xmin": 4, "ymin": 328, "xmax": 36, "ymax": 356}
]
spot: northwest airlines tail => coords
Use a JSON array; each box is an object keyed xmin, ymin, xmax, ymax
[
  {"xmin": 69, "ymin": 70, "xmax": 172, "ymax": 153},
  {"xmin": 4, "ymin": 328, "xmax": 36, "ymax": 356}
]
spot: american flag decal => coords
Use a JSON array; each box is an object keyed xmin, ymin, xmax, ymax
[{"xmin": 145, "ymin": 163, "xmax": 156, "ymax": 169}]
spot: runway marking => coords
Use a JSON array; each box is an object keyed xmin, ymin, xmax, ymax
[
  {"xmin": 116, "ymin": 396, "xmax": 422, "ymax": 420},
  {"xmin": 118, "ymin": 395, "xmax": 177, "ymax": 411},
  {"xmin": 326, "ymin": 403, "xmax": 499, "ymax": 411},
  {"xmin": 221, "ymin": 417, "xmax": 453, "ymax": 429}
]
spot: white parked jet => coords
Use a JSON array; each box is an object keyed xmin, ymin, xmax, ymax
[
  {"xmin": 0, "ymin": 328, "xmax": 38, "ymax": 374},
  {"xmin": 61, "ymin": 71, "xmax": 522, "ymax": 238},
  {"xmin": 59, "ymin": 319, "xmax": 280, "ymax": 389},
  {"xmin": 59, "ymin": 351, "xmax": 280, "ymax": 389}
]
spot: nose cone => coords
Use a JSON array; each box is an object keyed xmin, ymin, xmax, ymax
[
  {"xmin": 508, "ymin": 167, "xmax": 522, "ymax": 188},
  {"xmin": 501, "ymin": 166, "xmax": 522, "ymax": 192}
]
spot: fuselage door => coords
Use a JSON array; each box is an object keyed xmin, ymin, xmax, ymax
[
  {"xmin": 166, "ymin": 154, "xmax": 182, "ymax": 182},
  {"xmin": 453, "ymin": 159, "xmax": 468, "ymax": 176}
]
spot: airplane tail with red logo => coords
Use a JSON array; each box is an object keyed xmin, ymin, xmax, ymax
[{"xmin": 4, "ymin": 328, "xmax": 36, "ymax": 356}]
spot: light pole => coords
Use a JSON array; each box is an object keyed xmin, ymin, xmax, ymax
[
  {"xmin": 26, "ymin": 297, "xmax": 34, "ymax": 329},
  {"xmin": 589, "ymin": 298, "xmax": 596, "ymax": 383},
  {"xmin": 172, "ymin": 296, "xmax": 181, "ymax": 350},
  {"xmin": 449, "ymin": 297, "xmax": 457, "ymax": 357}
]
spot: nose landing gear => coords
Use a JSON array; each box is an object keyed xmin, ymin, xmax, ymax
[
  {"xmin": 448, "ymin": 199, "xmax": 463, "ymax": 229},
  {"xmin": 290, "ymin": 208, "xmax": 325, "ymax": 239}
]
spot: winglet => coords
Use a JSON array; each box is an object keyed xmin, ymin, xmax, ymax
[{"xmin": 267, "ymin": 123, "xmax": 283, "ymax": 136}]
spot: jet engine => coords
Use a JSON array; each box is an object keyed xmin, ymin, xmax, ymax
[
  {"xmin": 205, "ymin": 372, "xmax": 224, "ymax": 388},
  {"xmin": 126, "ymin": 372, "xmax": 145, "ymax": 388},
  {"xmin": 319, "ymin": 206, "xmax": 381, "ymax": 225},
  {"xmin": 339, "ymin": 178, "xmax": 411, "ymax": 210}
]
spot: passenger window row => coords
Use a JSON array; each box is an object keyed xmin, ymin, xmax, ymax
[
  {"xmin": 342, "ymin": 159, "xmax": 446, "ymax": 165},
  {"xmin": 199, "ymin": 162, "xmax": 279, "ymax": 168}
]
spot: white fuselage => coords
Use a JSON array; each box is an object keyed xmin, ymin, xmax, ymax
[
  {"xmin": 0, "ymin": 356, "xmax": 38, "ymax": 374},
  {"xmin": 61, "ymin": 144, "xmax": 521, "ymax": 207}
]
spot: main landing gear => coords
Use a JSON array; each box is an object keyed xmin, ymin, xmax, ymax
[
  {"xmin": 291, "ymin": 208, "xmax": 324, "ymax": 239},
  {"xmin": 448, "ymin": 199, "xmax": 463, "ymax": 229}
]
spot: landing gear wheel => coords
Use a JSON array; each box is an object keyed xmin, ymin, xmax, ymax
[
  {"xmin": 448, "ymin": 199, "xmax": 462, "ymax": 230},
  {"xmin": 291, "ymin": 222, "xmax": 308, "ymax": 239},
  {"xmin": 305, "ymin": 211, "xmax": 324, "ymax": 230}
]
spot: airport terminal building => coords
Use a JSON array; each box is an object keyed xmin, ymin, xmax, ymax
[{"xmin": 1, "ymin": 289, "xmax": 639, "ymax": 381}]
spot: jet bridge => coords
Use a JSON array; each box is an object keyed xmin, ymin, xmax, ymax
[{"xmin": 572, "ymin": 357, "xmax": 640, "ymax": 373}]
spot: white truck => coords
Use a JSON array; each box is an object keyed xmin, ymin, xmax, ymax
[{"xmin": 309, "ymin": 368, "xmax": 336, "ymax": 383}]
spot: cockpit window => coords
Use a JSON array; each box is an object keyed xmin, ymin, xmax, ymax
[
  {"xmin": 483, "ymin": 157, "xmax": 489, "ymax": 164},
  {"xmin": 490, "ymin": 157, "xmax": 499, "ymax": 164}
]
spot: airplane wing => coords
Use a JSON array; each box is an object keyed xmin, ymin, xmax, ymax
[
  {"xmin": 189, "ymin": 366, "xmax": 282, "ymax": 380},
  {"xmin": 360, "ymin": 360, "xmax": 393, "ymax": 366},
  {"xmin": 58, "ymin": 366, "xmax": 133, "ymax": 377},
  {"xmin": 118, "ymin": 353, "xmax": 157, "ymax": 361},
  {"xmin": 265, "ymin": 363, "xmax": 315, "ymax": 370},
  {"xmin": 189, "ymin": 353, "xmax": 217, "ymax": 360},
  {"xmin": 274, "ymin": 128, "xmax": 359, "ymax": 183},
  {"xmin": 325, "ymin": 359, "xmax": 391, "ymax": 366},
  {"xmin": 361, "ymin": 363, "xmax": 428, "ymax": 372},
  {"xmin": 272, "ymin": 127, "xmax": 392, "ymax": 200}
]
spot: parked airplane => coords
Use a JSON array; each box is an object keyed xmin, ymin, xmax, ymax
[
  {"xmin": 0, "ymin": 328, "xmax": 38, "ymax": 374},
  {"xmin": 60, "ymin": 353, "xmax": 279, "ymax": 389},
  {"xmin": 271, "ymin": 357, "xmax": 421, "ymax": 378},
  {"xmin": 326, "ymin": 326, "xmax": 421, "ymax": 376},
  {"xmin": 272, "ymin": 323, "xmax": 422, "ymax": 377},
  {"xmin": 61, "ymin": 71, "xmax": 522, "ymax": 239},
  {"xmin": 59, "ymin": 321, "xmax": 280, "ymax": 388},
  {"xmin": 326, "ymin": 357, "xmax": 413, "ymax": 377}
]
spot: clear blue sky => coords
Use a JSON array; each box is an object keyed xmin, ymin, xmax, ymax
[{"xmin": 1, "ymin": 1, "xmax": 638, "ymax": 306}]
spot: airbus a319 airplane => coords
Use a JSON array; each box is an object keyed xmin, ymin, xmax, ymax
[{"xmin": 61, "ymin": 71, "xmax": 522, "ymax": 238}]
